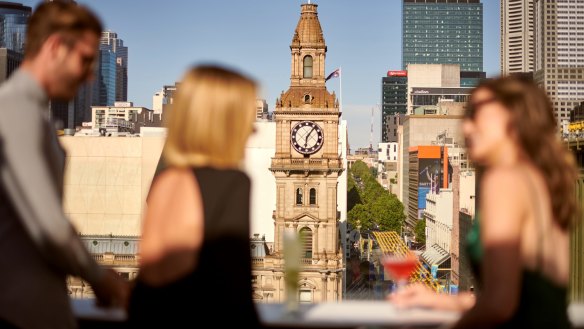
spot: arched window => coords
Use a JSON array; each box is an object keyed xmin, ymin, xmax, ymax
[
  {"xmin": 303, "ymin": 55, "xmax": 313, "ymax": 78},
  {"xmin": 299, "ymin": 227, "xmax": 313, "ymax": 258},
  {"xmin": 296, "ymin": 188, "xmax": 303, "ymax": 205},
  {"xmin": 309, "ymin": 188, "xmax": 317, "ymax": 205},
  {"xmin": 304, "ymin": 94, "xmax": 311, "ymax": 104}
]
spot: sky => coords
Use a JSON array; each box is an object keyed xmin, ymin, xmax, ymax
[{"xmin": 21, "ymin": 0, "xmax": 500, "ymax": 149}]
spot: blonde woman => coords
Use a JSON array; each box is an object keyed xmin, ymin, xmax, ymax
[{"xmin": 128, "ymin": 66, "xmax": 261, "ymax": 328}]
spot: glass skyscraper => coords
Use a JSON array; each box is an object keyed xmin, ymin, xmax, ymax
[
  {"xmin": 0, "ymin": 2, "xmax": 31, "ymax": 54},
  {"xmin": 93, "ymin": 46, "xmax": 117, "ymax": 106},
  {"xmin": 381, "ymin": 71, "xmax": 408, "ymax": 142},
  {"xmin": 402, "ymin": 0, "xmax": 483, "ymax": 73},
  {"xmin": 100, "ymin": 31, "xmax": 128, "ymax": 102}
]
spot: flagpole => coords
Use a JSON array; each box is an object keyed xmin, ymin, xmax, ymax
[{"xmin": 339, "ymin": 66, "xmax": 343, "ymax": 119}]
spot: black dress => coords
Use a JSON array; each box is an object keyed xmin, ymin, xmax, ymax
[
  {"xmin": 128, "ymin": 167, "xmax": 261, "ymax": 328},
  {"xmin": 466, "ymin": 171, "xmax": 572, "ymax": 328}
]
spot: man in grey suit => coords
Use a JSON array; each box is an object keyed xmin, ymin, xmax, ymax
[{"xmin": 0, "ymin": 2, "xmax": 128, "ymax": 328}]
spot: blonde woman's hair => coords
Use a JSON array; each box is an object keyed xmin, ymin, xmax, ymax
[{"xmin": 163, "ymin": 65, "xmax": 257, "ymax": 169}]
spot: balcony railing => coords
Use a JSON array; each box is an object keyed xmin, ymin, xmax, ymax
[
  {"xmin": 270, "ymin": 158, "xmax": 343, "ymax": 172},
  {"xmin": 251, "ymin": 257, "xmax": 321, "ymax": 268}
]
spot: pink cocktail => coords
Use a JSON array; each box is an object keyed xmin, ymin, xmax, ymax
[{"xmin": 381, "ymin": 253, "xmax": 418, "ymax": 290}]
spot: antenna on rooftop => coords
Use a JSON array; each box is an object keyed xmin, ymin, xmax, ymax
[{"xmin": 369, "ymin": 107, "xmax": 374, "ymax": 152}]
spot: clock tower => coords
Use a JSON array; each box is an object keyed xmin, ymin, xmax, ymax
[{"xmin": 269, "ymin": 2, "xmax": 344, "ymax": 302}]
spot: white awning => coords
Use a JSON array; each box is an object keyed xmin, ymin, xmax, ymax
[{"xmin": 421, "ymin": 244, "xmax": 450, "ymax": 266}]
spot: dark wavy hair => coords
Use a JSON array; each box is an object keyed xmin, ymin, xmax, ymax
[{"xmin": 469, "ymin": 76, "xmax": 579, "ymax": 230}]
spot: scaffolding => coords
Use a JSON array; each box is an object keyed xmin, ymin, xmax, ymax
[{"xmin": 372, "ymin": 231, "xmax": 442, "ymax": 292}]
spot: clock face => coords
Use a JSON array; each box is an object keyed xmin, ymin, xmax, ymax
[{"xmin": 291, "ymin": 121, "xmax": 324, "ymax": 155}]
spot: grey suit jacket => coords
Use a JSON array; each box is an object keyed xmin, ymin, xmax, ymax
[{"xmin": 0, "ymin": 70, "xmax": 103, "ymax": 329}]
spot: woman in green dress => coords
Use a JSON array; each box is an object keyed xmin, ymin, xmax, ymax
[{"xmin": 390, "ymin": 76, "xmax": 579, "ymax": 328}]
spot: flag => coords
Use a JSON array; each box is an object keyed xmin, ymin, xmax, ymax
[{"xmin": 325, "ymin": 68, "xmax": 341, "ymax": 81}]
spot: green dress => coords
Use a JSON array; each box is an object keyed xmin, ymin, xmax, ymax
[{"xmin": 466, "ymin": 216, "xmax": 572, "ymax": 328}]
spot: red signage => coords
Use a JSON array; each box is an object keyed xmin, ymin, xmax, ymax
[{"xmin": 387, "ymin": 70, "xmax": 407, "ymax": 77}]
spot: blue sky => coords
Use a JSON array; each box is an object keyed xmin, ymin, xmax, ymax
[{"xmin": 21, "ymin": 0, "xmax": 500, "ymax": 148}]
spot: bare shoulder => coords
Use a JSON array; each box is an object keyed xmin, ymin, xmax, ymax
[
  {"xmin": 148, "ymin": 167, "xmax": 199, "ymax": 202},
  {"xmin": 480, "ymin": 167, "xmax": 528, "ymax": 239},
  {"xmin": 481, "ymin": 167, "xmax": 527, "ymax": 197},
  {"xmin": 153, "ymin": 167, "xmax": 194, "ymax": 185}
]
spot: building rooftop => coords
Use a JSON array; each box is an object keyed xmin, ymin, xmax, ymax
[{"xmin": 0, "ymin": 1, "xmax": 31, "ymax": 11}]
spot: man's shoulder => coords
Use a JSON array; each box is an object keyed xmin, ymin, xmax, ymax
[{"xmin": 0, "ymin": 75, "xmax": 27, "ymax": 104}]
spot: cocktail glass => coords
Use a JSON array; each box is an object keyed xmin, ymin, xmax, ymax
[{"xmin": 381, "ymin": 252, "xmax": 418, "ymax": 293}]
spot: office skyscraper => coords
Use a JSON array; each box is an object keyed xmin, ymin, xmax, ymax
[
  {"xmin": 381, "ymin": 70, "xmax": 408, "ymax": 142},
  {"xmin": 101, "ymin": 31, "xmax": 128, "ymax": 102},
  {"xmin": 93, "ymin": 45, "xmax": 117, "ymax": 106},
  {"xmin": 0, "ymin": 2, "xmax": 31, "ymax": 54},
  {"xmin": 402, "ymin": 0, "xmax": 484, "ymax": 86},
  {"xmin": 0, "ymin": 2, "xmax": 30, "ymax": 84},
  {"xmin": 534, "ymin": 0, "xmax": 584, "ymax": 132},
  {"xmin": 501, "ymin": 0, "xmax": 535, "ymax": 75}
]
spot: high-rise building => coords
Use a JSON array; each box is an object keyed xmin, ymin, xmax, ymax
[
  {"xmin": 0, "ymin": 2, "xmax": 30, "ymax": 85},
  {"xmin": 501, "ymin": 0, "xmax": 535, "ymax": 75},
  {"xmin": 93, "ymin": 45, "xmax": 117, "ymax": 106},
  {"xmin": 101, "ymin": 31, "xmax": 128, "ymax": 102},
  {"xmin": 402, "ymin": 0, "xmax": 484, "ymax": 86},
  {"xmin": 572, "ymin": 101, "xmax": 584, "ymax": 123},
  {"xmin": 381, "ymin": 70, "xmax": 407, "ymax": 142},
  {"xmin": 534, "ymin": 0, "xmax": 584, "ymax": 133},
  {"xmin": 0, "ymin": 2, "xmax": 31, "ymax": 54}
]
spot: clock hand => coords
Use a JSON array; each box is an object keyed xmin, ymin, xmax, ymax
[{"xmin": 304, "ymin": 127, "xmax": 317, "ymax": 147}]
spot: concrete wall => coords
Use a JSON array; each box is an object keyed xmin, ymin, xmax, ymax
[
  {"xmin": 60, "ymin": 136, "xmax": 164, "ymax": 236},
  {"xmin": 459, "ymin": 170, "xmax": 477, "ymax": 216},
  {"xmin": 425, "ymin": 190, "xmax": 453, "ymax": 252},
  {"xmin": 244, "ymin": 122, "xmax": 278, "ymax": 242}
]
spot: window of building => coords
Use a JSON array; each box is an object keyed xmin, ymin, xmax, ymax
[
  {"xmin": 300, "ymin": 227, "xmax": 313, "ymax": 258},
  {"xmin": 303, "ymin": 55, "xmax": 313, "ymax": 78},
  {"xmin": 309, "ymin": 188, "xmax": 317, "ymax": 205},
  {"xmin": 296, "ymin": 188, "xmax": 303, "ymax": 205},
  {"xmin": 299, "ymin": 289, "xmax": 313, "ymax": 303}
]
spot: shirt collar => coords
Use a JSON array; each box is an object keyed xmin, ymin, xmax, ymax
[{"xmin": 12, "ymin": 69, "xmax": 49, "ymax": 106}]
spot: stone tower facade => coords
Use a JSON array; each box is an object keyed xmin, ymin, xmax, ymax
[{"xmin": 251, "ymin": 3, "xmax": 344, "ymax": 303}]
